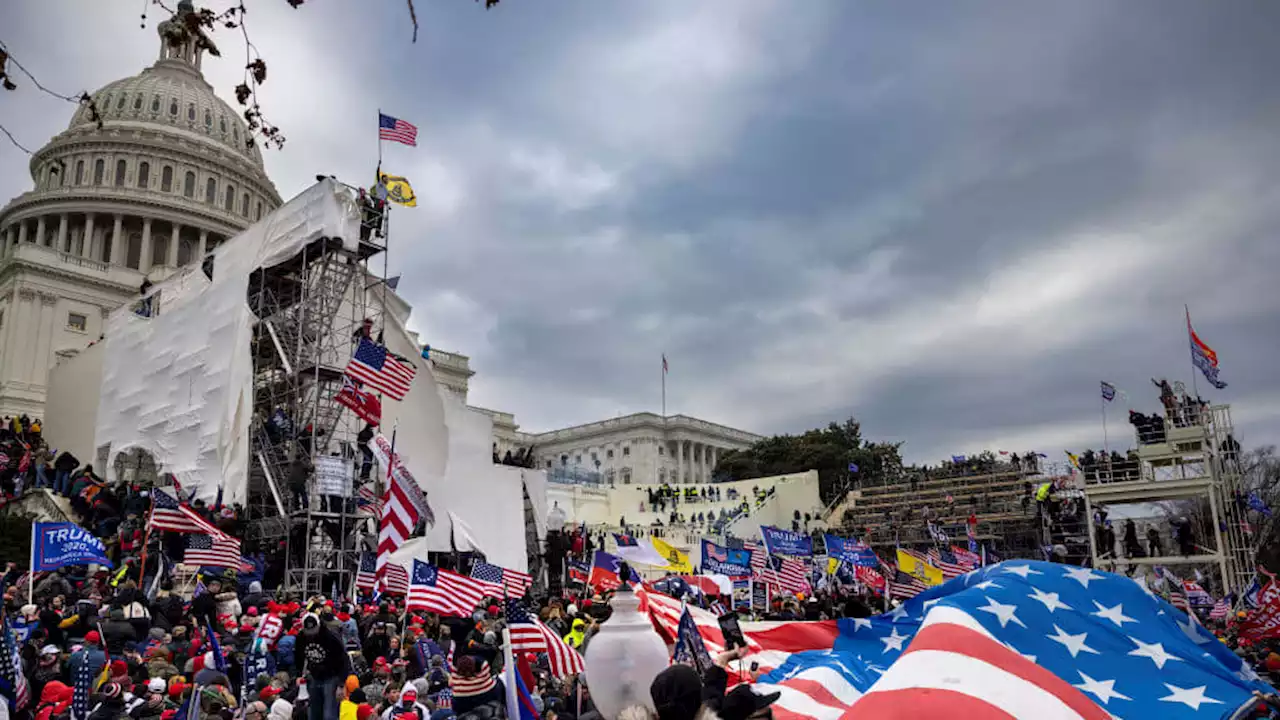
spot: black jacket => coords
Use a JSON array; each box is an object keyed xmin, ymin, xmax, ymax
[{"xmin": 295, "ymin": 626, "xmax": 349, "ymax": 681}]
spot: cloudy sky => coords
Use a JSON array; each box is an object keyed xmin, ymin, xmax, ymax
[{"xmin": 2, "ymin": 1, "xmax": 1278, "ymax": 463}]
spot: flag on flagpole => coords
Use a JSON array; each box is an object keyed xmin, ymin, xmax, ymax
[
  {"xmin": 1186, "ymin": 307, "xmax": 1228, "ymax": 389},
  {"xmin": 347, "ymin": 337, "xmax": 416, "ymax": 400},
  {"xmin": 662, "ymin": 354, "xmax": 668, "ymax": 374},
  {"xmin": 378, "ymin": 112, "xmax": 419, "ymax": 146},
  {"xmin": 335, "ymin": 376, "xmax": 382, "ymax": 426},
  {"xmin": 378, "ymin": 173, "xmax": 417, "ymax": 207},
  {"xmin": 1100, "ymin": 381, "xmax": 1117, "ymax": 402}
]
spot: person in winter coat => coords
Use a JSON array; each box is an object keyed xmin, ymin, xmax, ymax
[
  {"xmin": 88, "ymin": 681, "xmax": 127, "ymax": 720},
  {"xmin": 381, "ymin": 686, "xmax": 430, "ymax": 720},
  {"xmin": 52, "ymin": 450, "xmax": 78, "ymax": 496},
  {"xmin": 296, "ymin": 613, "xmax": 350, "ymax": 720},
  {"xmin": 101, "ymin": 606, "xmax": 137, "ymax": 656},
  {"xmin": 68, "ymin": 630, "xmax": 107, "ymax": 683},
  {"xmin": 33, "ymin": 680, "xmax": 73, "ymax": 720},
  {"xmin": 191, "ymin": 579, "xmax": 221, "ymax": 629}
]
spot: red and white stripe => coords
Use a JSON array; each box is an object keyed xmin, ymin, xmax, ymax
[
  {"xmin": 1209, "ymin": 597, "xmax": 1231, "ymax": 620},
  {"xmin": 150, "ymin": 488, "xmax": 229, "ymax": 538},
  {"xmin": 845, "ymin": 606, "xmax": 1109, "ymax": 720},
  {"xmin": 407, "ymin": 569, "xmax": 486, "ymax": 617},
  {"xmin": 926, "ymin": 549, "xmax": 966, "ymax": 579},
  {"xmin": 949, "ymin": 546, "xmax": 981, "ymax": 570},
  {"xmin": 508, "ymin": 618, "xmax": 585, "ymax": 677},
  {"xmin": 640, "ymin": 588, "xmax": 848, "ymax": 720},
  {"xmin": 376, "ymin": 463, "xmax": 420, "ymax": 587},
  {"xmin": 383, "ymin": 563, "xmax": 410, "ymax": 595}
]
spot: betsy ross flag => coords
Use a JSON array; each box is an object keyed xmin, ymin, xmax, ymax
[
  {"xmin": 347, "ymin": 337, "xmax": 416, "ymax": 400},
  {"xmin": 642, "ymin": 561, "xmax": 1272, "ymax": 720},
  {"xmin": 408, "ymin": 560, "xmax": 489, "ymax": 617},
  {"xmin": 378, "ymin": 112, "xmax": 419, "ymax": 146},
  {"xmin": 471, "ymin": 561, "xmax": 533, "ymax": 597},
  {"xmin": 335, "ymin": 375, "xmax": 382, "ymax": 426},
  {"xmin": 506, "ymin": 599, "xmax": 585, "ymax": 678},
  {"xmin": 150, "ymin": 487, "xmax": 227, "ymax": 537},
  {"xmin": 1187, "ymin": 307, "xmax": 1228, "ymax": 390},
  {"xmin": 183, "ymin": 534, "xmax": 246, "ymax": 570}
]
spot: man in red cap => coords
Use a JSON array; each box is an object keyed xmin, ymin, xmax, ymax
[{"xmin": 68, "ymin": 630, "xmax": 106, "ymax": 690}]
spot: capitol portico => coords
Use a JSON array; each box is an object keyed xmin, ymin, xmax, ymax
[{"xmin": 0, "ymin": 2, "xmax": 281, "ymax": 417}]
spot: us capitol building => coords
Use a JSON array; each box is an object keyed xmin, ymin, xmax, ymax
[
  {"xmin": 0, "ymin": 4, "xmax": 762, "ymax": 477},
  {"xmin": 0, "ymin": 3, "xmax": 280, "ymax": 417}
]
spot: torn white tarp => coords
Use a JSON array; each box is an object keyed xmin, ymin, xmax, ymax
[{"xmin": 94, "ymin": 179, "xmax": 361, "ymax": 505}]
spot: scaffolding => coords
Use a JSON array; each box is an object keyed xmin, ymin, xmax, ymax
[
  {"xmin": 1082, "ymin": 403, "xmax": 1254, "ymax": 596},
  {"xmin": 245, "ymin": 193, "xmax": 388, "ymax": 597}
]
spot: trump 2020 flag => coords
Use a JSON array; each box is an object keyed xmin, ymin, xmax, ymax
[
  {"xmin": 32, "ymin": 522, "xmax": 113, "ymax": 570},
  {"xmin": 643, "ymin": 561, "xmax": 1276, "ymax": 719}
]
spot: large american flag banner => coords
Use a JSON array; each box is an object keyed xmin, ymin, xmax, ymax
[
  {"xmin": 407, "ymin": 560, "xmax": 487, "ymax": 617},
  {"xmin": 471, "ymin": 561, "xmax": 533, "ymax": 597},
  {"xmin": 150, "ymin": 487, "xmax": 227, "ymax": 537},
  {"xmin": 182, "ymin": 534, "xmax": 245, "ymax": 569},
  {"xmin": 505, "ymin": 599, "xmax": 584, "ymax": 678},
  {"xmin": 346, "ymin": 337, "xmax": 416, "ymax": 400},
  {"xmin": 0, "ymin": 616, "xmax": 30, "ymax": 712},
  {"xmin": 374, "ymin": 433, "xmax": 421, "ymax": 588},
  {"xmin": 355, "ymin": 551, "xmax": 377, "ymax": 593},
  {"xmin": 645, "ymin": 561, "xmax": 1276, "ymax": 720}
]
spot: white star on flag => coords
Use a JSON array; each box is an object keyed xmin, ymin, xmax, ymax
[
  {"xmin": 976, "ymin": 597, "xmax": 1025, "ymax": 628},
  {"xmin": 1126, "ymin": 637, "xmax": 1181, "ymax": 669},
  {"xmin": 1158, "ymin": 683, "xmax": 1223, "ymax": 710},
  {"xmin": 972, "ymin": 580, "xmax": 1003, "ymax": 591},
  {"xmin": 1063, "ymin": 565, "xmax": 1105, "ymax": 588},
  {"xmin": 1001, "ymin": 564, "xmax": 1043, "ymax": 578},
  {"xmin": 879, "ymin": 628, "xmax": 908, "ymax": 653},
  {"xmin": 1047, "ymin": 624, "xmax": 1099, "ymax": 658},
  {"xmin": 1091, "ymin": 601, "xmax": 1137, "ymax": 627},
  {"xmin": 1074, "ymin": 671, "xmax": 1132, "ymax": 705},
  {"xmin": 851, "ymin": 618, "xmax": 872, "ymax": 632},
  {"xmin": 1028, "ymin": 587, "xmax": 1072, "ymax": 613}
]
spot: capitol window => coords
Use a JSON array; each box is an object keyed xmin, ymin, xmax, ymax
[
  {"xmin": 116, "ymin": 95, "xmax": 126, "ymax": 110},
  {"xmin": 74, "ymin": 161, "xmax": 84, "ymax": 185},
  {"xmin": 204, "ymin": 109, "xmax": 212, "ymax": 128},
  {"xmin": 160, "ymin": 166, "xmax": 173, "ymax": 192},
  {"xmin": 151, "ymin": 95, "xmax": 160, "ymax": 113},
  {"xmin": 93, "ymin": 159, "xmax": 105, "ymax": 186},
  {"xmin": 183, "ymin": 171, "xmax": 195, "ymax": 198},
  {"xmin": 67, "ymin": 313, "xmax": 87, "ymax": 333},
  {"xmin": 241, "ymin": 192, "xmax": 250, "ymax": 217},
  {"xmin": 137, "ymin": 162, "xmax": 150, "ymax": 189},
  {"xmin": 255, "ymin": 201, "xmax": 263, "ymax": 220},
  {"xmin": 169, "ymin": 99, "xmax": 178, "ymax": 116},
  {"xmin": 205, "ymin": 178, "xmax": 217, "ymax": 204},
  {"xmin": 658, "ymin": 446, "xmax": 665, "ymax": 456},
  {"xmin": 114, "ymin": 159, "xmax": 127, "ymax": 187},
  {"xmin": 220, "ymin": 116, "xmax": 227, "ymax": 134},
  {"xmin": 224, "ymin": 184, "xmax": 235, "ymax": 211},
  {"xmin": 607, "ymin": 449, "xmax": 614, "ymax": 459},
  {"xmin": 187, "ymin": 103, "xmax": 196, "ymax": 122},
  {"xmin": 575, "ymin": 455, "xmax": 582, "ymax": 464},
  {"xmin": 133, "ymin": 95, "xmax": 143, "ymax": 110},
  {"xmin": 623, "ymin": 446, "xmax": 631, "ymax": 456}
]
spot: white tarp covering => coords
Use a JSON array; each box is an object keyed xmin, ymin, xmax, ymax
[{"xmin": 94, "ymin": 179, "xmax": 361, "ymax": 505}]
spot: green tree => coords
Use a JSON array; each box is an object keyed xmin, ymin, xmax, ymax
[{"xmin": 713, "ymin": 417, "xmax": 904, "ymax": 506}]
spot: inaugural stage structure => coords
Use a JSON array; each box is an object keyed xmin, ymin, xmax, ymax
[{"xmin": 1081, "ymin": 403, "xmax": 1255, "ymax": 597}]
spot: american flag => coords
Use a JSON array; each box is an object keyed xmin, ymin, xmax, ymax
[
  {"xmin": 950, "ymin": 545, "xmax": 982, "ymax": 569},
  {"xmin": 376, "ymin": 431, "xmax": 420, "ymax": 587},
  {"xmin": 347, "ymin": 338, "xmax": 416, "ymax": 400},
  {"xmin": 407, "ymin": 560, "xmax": 486, "ymax": 617},
  {"xmin": 183, "ymin": 534, "xmax": 245, "ymax": 569},
  {"xmin": 927, "ymin": 547, "xmax": 968, "ymax": 579},
  {"xmin": 356, "ymin": 484, "xmax": 384, "ymax": 518},
  {"xmin": 471, "ymin": 561, "xmax": 533, "ymax": 597},
  {"xmin": 70, "ymin": 646, "xmax": 94, "ymax": 720},
  {"xmin": 885, "ymin": 564, "xmax": 926, "ymax": 599},
  {"xmin": 431, "ymin": 689, "xmax": 453, "ymax": 710},
  {"xmin": 355, "ymin": 551, "xmax": 377, "ymax": 593},
  {"xmin": 334, "ymin": 375, "xmax": 382, "ymax": 426},
  {"xmin": 0, "ymin": 615, "xmax": 30, "ymax": 711},
  {"xmin": 506, "ymin": 599, "xmax": 585, "ymax": 678},
  {"xmin": 378, "ymin": 112, "xmax": 419, "ymax": 146},
  {"xmin": 383, "ymin": 562, "xmax": 410, "ymax": 596},
  {"xmin": 642, "ymin": 562, "xmax": 1273, "ymax": 720},
  {"xmin": 1209, "ymin": 595, "xmax": 1232, "ymax": 621},
  {"xmin": 767, "ymin": 555, "xmax": 811, "ymax": 595},
  {"xmin": 150, "ymin": 487, "xmax": 227, "ymax": 537}
]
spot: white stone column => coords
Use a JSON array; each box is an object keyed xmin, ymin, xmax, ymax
[
  {"xmin": 16, "ymin": 220, "xmax": 27, "ymax": 245},
  {"xmin": 83, "ymin": 213, "xmax": 96, "ymax": 258},
  {"xmin": 168, "ymin": 223, "xmax": 181, "ymax": 266},
  {"xmin": 109, "ymin": 214, "xmax": 124, "ymax": 265},
  {"xmin": 56, "ymin": 214, "xmax": 68, "ymax": 252},
  {"xmin": 11, "ymin": 288, "xmax": 38, "ymax": 383},
  {"xmin": 140, "ymin": 218, "xmax": 153, "ymax": 273},
  {"xmin": 33, "ymin": 292, "xmax": 58, "ymax": 389},
  {"xmin": 198, "ymin": 229, "xmax": 208, "ymax": 261},
  {"xmin": 675, "ymin": 439, "xmax": 684, "ymax": 484},
  {"xmin": 35, "ymin": 216, "xmax": 46, "ymax": 246}
]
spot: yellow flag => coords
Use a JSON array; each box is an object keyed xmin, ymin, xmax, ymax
[
  {"xmin": 379, "ymin": 173, "xmax": 417, "ymax": 207},
  {"xmin": 651, "ymin": 537, "xmax": 694, "ymax": 573},
  {"xmin": 827, "ymin": 557, "xmax": 841, "ymax": 575},
  {"xmin": 897, "ymin": 548, "xmax": 943, "ymax": 587}
]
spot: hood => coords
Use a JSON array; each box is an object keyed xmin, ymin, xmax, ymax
[{"xmin": 41, "ymin": 680, "xmax": 72, "ymax": 703}]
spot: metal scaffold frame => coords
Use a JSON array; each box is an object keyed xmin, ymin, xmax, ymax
[
  {"xmin": 246, "ymin": 192, "xmax": 390, "ymax": 597},
  {"xmin": 1082, "ymin": 403, "xmax": 1255, "ymax": 597}
]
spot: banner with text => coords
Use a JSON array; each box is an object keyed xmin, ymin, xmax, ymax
[
  {"xmin": 33, "ymin": 522, "xmax": 114, "ymax": 571},
  {"xmin": 760, "ymin": 526, "xmax": 813, "ymax": 557},
  {"xmin": 824, "ymin": 534, "xmax": 879, "ymax": 568},
  {"xmin": 1240, "ymin": 580, "xmax": 1280, "ymax": 640},
  {"xmin": 701, "ymin": 539, "xmax": 751, "ymax": 577}
]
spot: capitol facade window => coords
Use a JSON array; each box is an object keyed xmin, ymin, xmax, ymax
[
  {"xmin": 241, "ymin": 192, "xmax": 249, "ymax": 217},
  {"xmin": 67, "ymin": 313, "xmax": 87, "ymax": 333},
  {"xmin": 161, "ymin": 166, "xmax": 173, "ymax": 192},
  {"xmin": 137, "ymin": 162, "xmax": 150, "ymax": 189},
  {"xmin": 205, "ymin": 109, "xmax": 212, "ymax": 128},
  {"xmin": 93, "ymin": 159, "xmax": 105, "ymax": 185},
  {"xmin": 75, "ymin": 161, "xmax": 84, "ymax": 185},
  {"xmin": 133, "ymin": 94, "xmax": 143, "ymax": 110},
  {"xmin": 205, "ymin": 178, "xmax": 217, "ymax": 204},
  {"xmin": 116, "ymin": 95, "xmax": 126, "ymax": 110},
  {"xmin": 183, "ymin": 171, "xmax": 195, "ymax": 198},
  {"xmin": 115, "ymin": 159, "xmax": 127, "ymax": 186},
  {"xmin": 169, "ymin": 99, "xmax": 178, "ymax": 116},
  {"xmin": 224, "ymin": 185, "xmax": 235, "ymax": 211},
  {"xmin": 151, "ymin": 95, "xmax": 160, "ymax": 113},
  {"xmin": 187, "ymin": 103, "xmax": 196, "ymax": 121}
]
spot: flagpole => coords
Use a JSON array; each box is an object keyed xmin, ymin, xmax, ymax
[
  {"xmin": 1100, "ymin": 391, "xmax": 1109, "ymax": 459},
  {"xmin": 661, "ymin": 355, "xmax": 666, "ymax": 418},
  {"xmin": 1185, "ymin": 305, "xmax": 1200, "ymax": 400},
  {"xmin": 138, "ymin": 493, "xmax": 155, "ymax": 591},
  {"xmin": 28, "ymin": 524, "xmax": 35, "ymax": 606}
]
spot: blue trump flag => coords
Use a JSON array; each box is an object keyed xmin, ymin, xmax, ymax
[
  {"xmin": 824, "ymin": 534, "xmax": 879, "ymax": 568},
  {"xmin": 760, "ymin": 526, "xmax": 813, "ymax": 557},
  {"xmin": 755, "ymin": 561, "xmax": 1274, "ymax": 717},
  {"xmin": 32, "ymin": 522, "xmax": 113, "ymax": 571}
]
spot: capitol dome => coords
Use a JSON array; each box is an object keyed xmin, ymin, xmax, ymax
[{"xmin": 0, "ymin": 1, "xmax": 281, "ymax": 285}]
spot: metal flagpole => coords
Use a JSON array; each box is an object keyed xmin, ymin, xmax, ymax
[
  {"xmin": 28, "ymin": 524, "xmax": 35, "ymax": 606},
  {"xmin": 1101, "ymin": 391, "xmax": 1110, "ymax": 458},
  {"xmin": 661, "ymin": 354, "xmax": 667, "ymax": 418}
]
